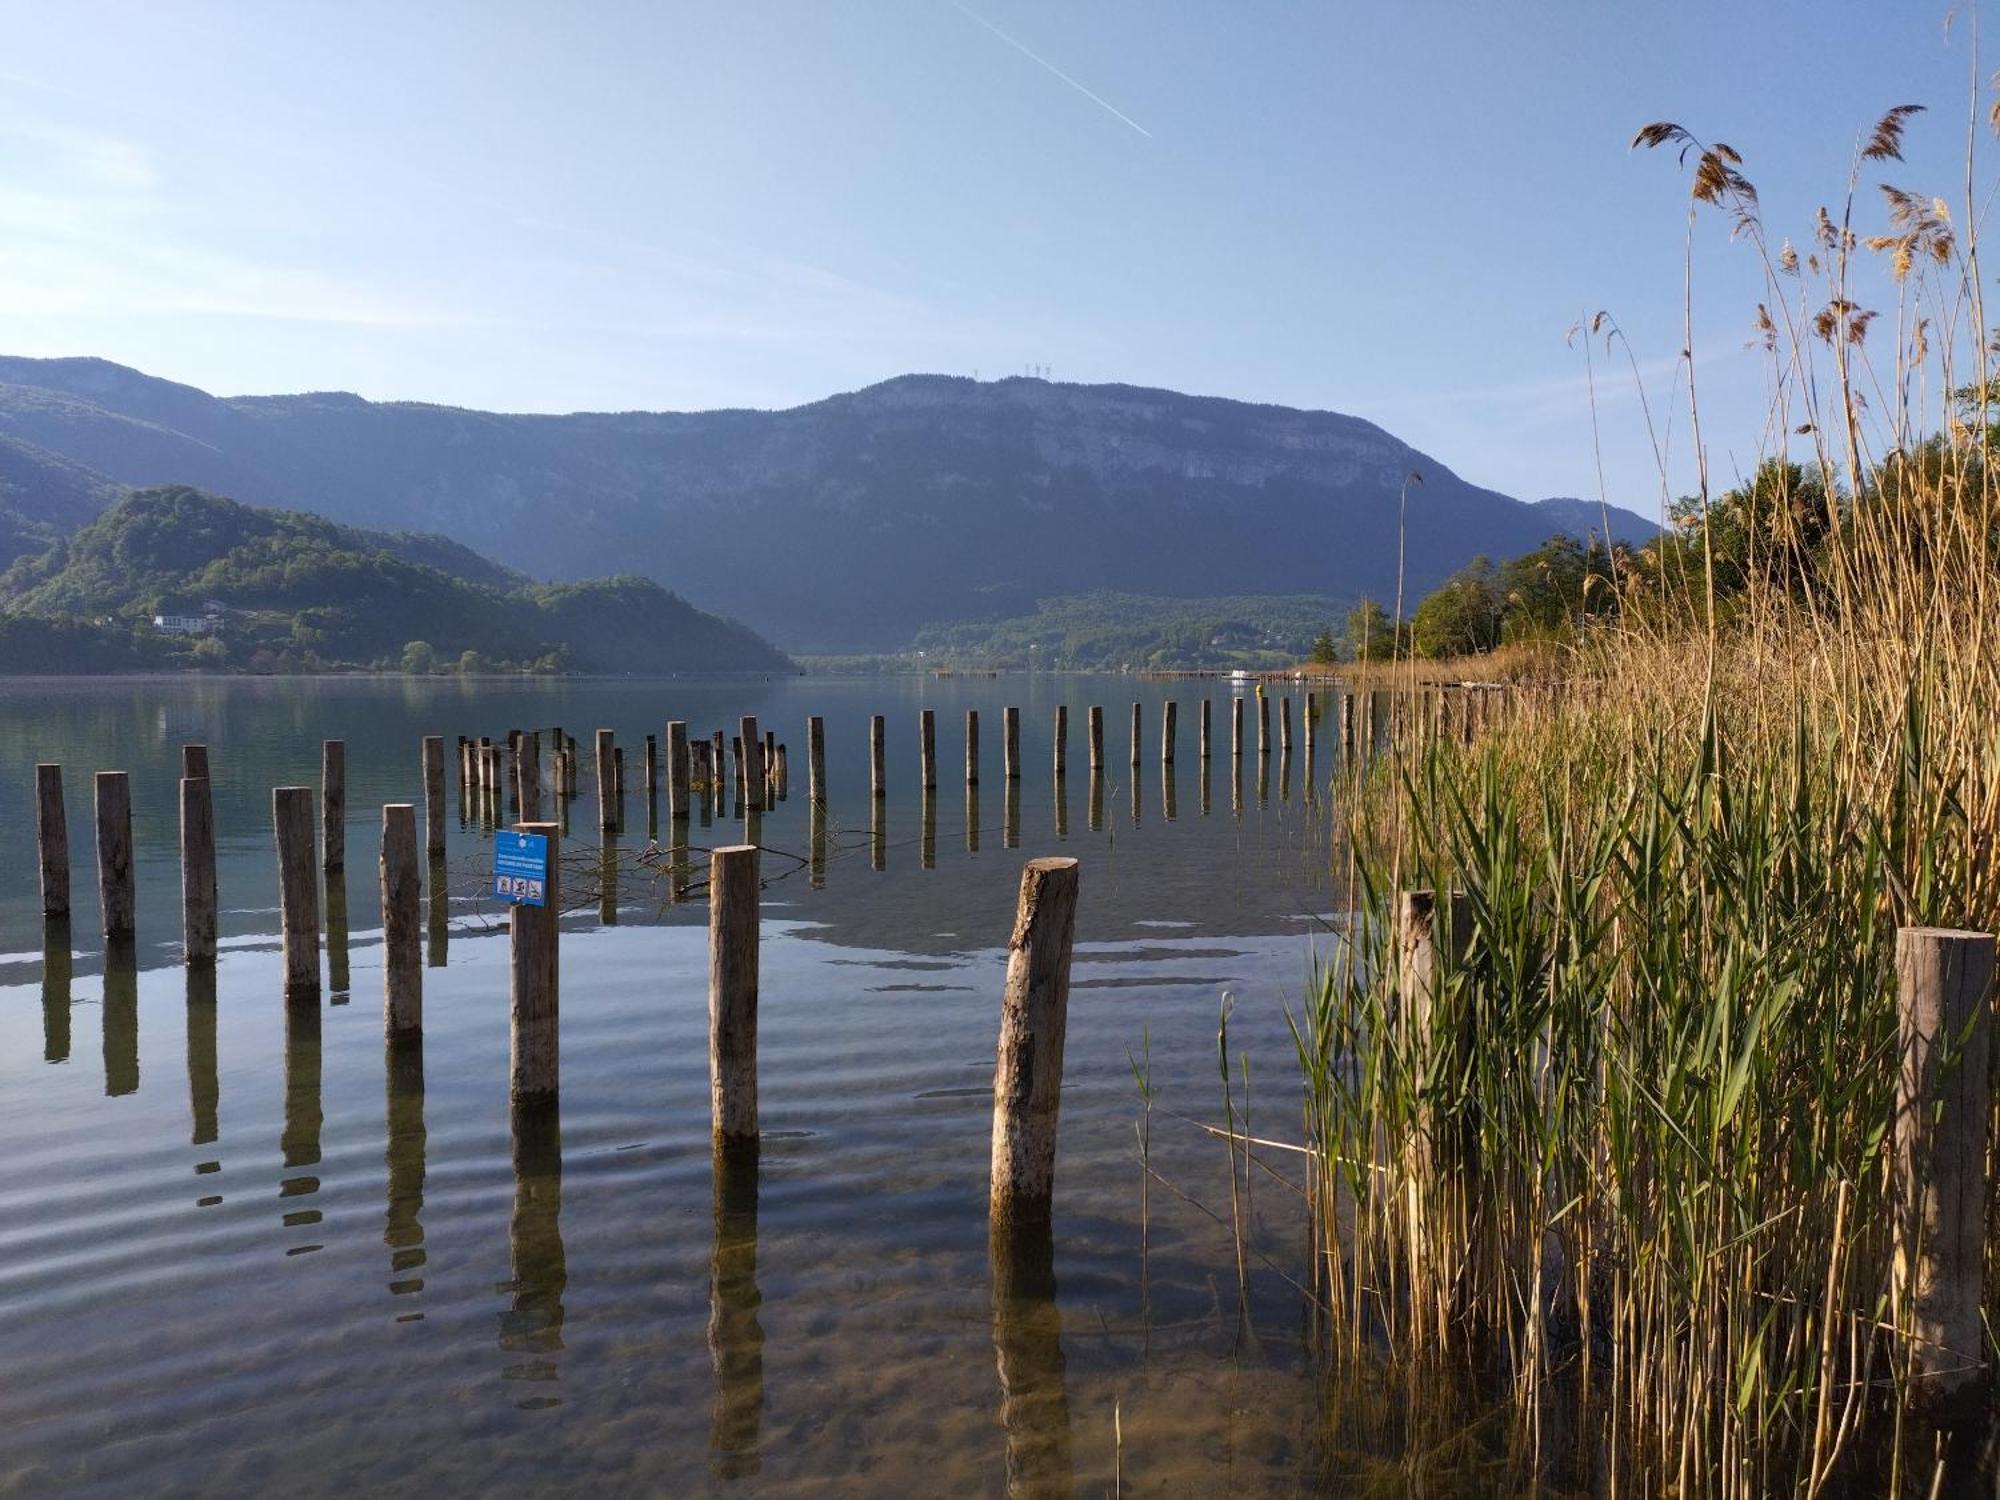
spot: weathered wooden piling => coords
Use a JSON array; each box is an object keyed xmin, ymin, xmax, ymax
[
  {"xmin": 1129, "ymin": 702, "xmax": 1142, "ymax": 767},
  {"xmin": 775, "ymin": 743, "xmax": 788, "ymax": 800},
  {"xmin": 966, "ymin": 709, "xmax": 980, "ymax": 787},
  {"xmin": 1304, "ymin": 693, "xmax": 1318, "ymax": 760},
  {"xmin": 1162, "ymin": 700, "xmax": 1177, "ymax": 765},
  {"xmin": 739, "ymin": 717, "xmax": 760, "ymax": 806},
  {"xmin": 422, "ymin": 736, "xmax": 447, "ymax": 856},
  {"xmin": 806, "ymin": 716, "xmax": 825, "ymax": 809},
  {"xmin": 615, "ymin": 746, "xmax": 627, "ymax": 816},
  {"xmin": 1199, "ymin": 698, "xmax": 1211, "ymax": 761},
  {"xmin": 1398, "ymin": 888, "xmax": 1473, "ymax": 1181},
  {"xmin": 668, "ymin": 721, "xmax": 691, "ymax": 822},
  {"xmin": 272, "ymin": 786, "xmax": 320, "ymax": 999},
  {"xmin": 181, "ymin": 744, "xmax": 210, "ymax": 780},
  {"xmin": 36, "ymin": 764, "xmax": 69, "ymax": 921},
  {"xmin": 644, "ymin": 735, "xmax": 659, "ymax": 808},
  {"xmin": 382, "ymin": 803, "xmax": 422, "ymax": 1035},
  {"xmin": 94, "ymin": 771, "xmax": 134, "ymax": 943},
  {"xmin": 596, "ymin": 730, "xmax": 617, "ymax": 833},
  {"xmin": 510, "ymin": 822, "xmax": 561, "ymax": 1100},
  {"xmin": 1341, "ymin": 691, "xmax": 1356, "ymax": 755},
  {"xmin": 989, "ymin": 857, "xmax": 1082, "ymax": 1229},
  {"xmin": 709, "ymin": 844, "xmax": 760, "ymax": 1145},
  {"xmin": 920, "ymin": 708, "xmax": 937, "ymax": 791},
  {"xmin": 1280, "ymin": 696, "xmax": 1292, "ymax": 755},
  {"xmin": 1894, "ymin": 926, "xmax": 1996, "ymax": 1406},
  {"xmin": 180, "ymin": 775, "xmax": 217, "ymax": 965},
  {"xmin": 870, "ymin": 715, "xmax": 886, "ymax": 801},
  {"xmin": 320, "ymin": 740, "xmax": 346, "ymax": 872},
  {"xmin": 1087, "ymin": 706, "xmax": 1104, "ymax": 771},
  {"xmin": 518, "ymin": 732, "xmax": 543, "ymax": 823},
  {"xmin": 1052, "ymin": 705, "xmax": 1068, "ymax": 775},
  {"xmin": 1258, "ymin": 692, "xmax": 1271, "ymax": 756},
  {"xmin": 1004, "ymin": 706, "xmax": 1021, "ymax": 781},
  {"xmin": 1231, "ymin": 697, "xmax": 1244, "ymax": 760}
]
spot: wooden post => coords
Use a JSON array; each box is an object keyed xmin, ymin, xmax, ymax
[
  {"xmin": 645, "ymin": 735, "xmax": 659, "ymax": 809},
  {"xmin": 709, "ymin": 845, "xmax": 760, "ymax": 1146},
  {"xmin": 1004, "ymin": 706, "xmax": 1021, "ymax": 781},
  {"xmin": 1232, "ymin": 697, "xmax": 1244, "ymax": 760},
  {"xmin": 272, "ymin": 786, "xmax": 320, "ymax": 999},
  {"xmin": 1305, "ymin": 693, "xmax": 1317, "ymax": 760},
  {"xmin": 1279, "ymin": 696, "xmax": 1292, "ymax": 754},
  {"xmin": 807, "ymin": 716, "xmax": 826, "ymax": 808},
  {"xmin": 615, "ymin": 746, "xmax": 627, "ymax": 812},
  {"xmin": 182, "ymin": 743, "xmax": 210, "ymax": 780},
  {"xmin": 1258, "ymin": 692, "xmax": 1271, "ymax": 756},
  {"xmin": 1052, "ymin": 705, "xmax": 1068, "ymax": 775},
  {"xmin": 1087, "ymin": 706, "xmax": 1103, "ymax": 772},
  {"xmin": 94, "ymin": 771, "xmax": 134, "ymax": 944},
  {"xmin": 423, "ymin": 736, "xmax": 447, "ymax": 856},
  {"xmin": 595, "ymin": 729, "xmax": 616, "ymax": 833},
  {"xmin": 1199, "ymin": 699, "xmax": 1211, "ymax": 761},
  {"xmin": 1342, "ymin": 691, "xmax": 1356, "ymax": 754},
  {"xmin": 712, "ymin": 731, "xmax": 726, "ymax": 794},
  {"xmin": 518, "ymin": 731, "xmax": 543, "ymax": 823},
  {"xmin": 920, "ymin": 708, "xmax": 937, "ymax": 791},
  {"xmin": 870, "ymin": 715, "xmax": 886, "ymax": 801},
  {"xmin": 764, "ymin": 731, "xmax": 776, "ymax": 805},
  {"xmin": 966, "ymin": 709, "xmax": 980, "ymax": 787},
  {"xmin": 668, "ymin": 721, "xmax": 691, "ymax": 822},
  {"xmin": 1398, "ymin": 888, "xmax": 1474, "ymax": 1180},
  {"xmin": 36, "ymin": 763, "xmax": 69, "ymax": 921},
  {"xmin": 1129, "ymin": 702, "xmax": 1142, "ymax": 767},
  {"xmin": 382, "ymin": 804, "xmax": 422, "ymax": 1035},
  {"xmin": 1894, "ymin": 926, "xmax": 1995, "ymax": 1405},
  {"xmin": 739, "ymin": 717, "xmax": 760, "ymax": 807},
  {"xmin": 1162, "ymin": 700, "xmax": 1177, "ymax": 765},
  {"xmin": 181, "ymin": 775, "xmax": 217, "ymax": 965},
  {"xmin": 510, "ymin": 822, "xmax": 561, "ymax": 1101},
  {"xmin": 776, "ymin": 743, "xmax": 788, "ymax": 800},
  {"xmin": 322, "ymin": 740, "xmax": 346, "ymax": 872},
  {"xmin": 989, "ymin": 857, "xmax": 1082, "ymax": 1229}
]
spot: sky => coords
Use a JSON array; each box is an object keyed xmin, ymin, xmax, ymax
[{"xmin": 0, "ymin": 0, "xmax": 1985, "ymax": 509}]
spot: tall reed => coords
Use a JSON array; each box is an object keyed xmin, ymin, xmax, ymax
[{"xmin": 1294, "ymin": 85, "xmax": 2000, "ymax": 1498}]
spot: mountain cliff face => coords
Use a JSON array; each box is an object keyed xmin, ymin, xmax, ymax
[{"xmin": 0, "ymin": 357, "xmax": 1655, "ymax": 651}]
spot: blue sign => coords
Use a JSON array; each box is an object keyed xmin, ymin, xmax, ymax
[{"xmin": 493, "ymin": 831, "xmax": 549, "ymax": 907}]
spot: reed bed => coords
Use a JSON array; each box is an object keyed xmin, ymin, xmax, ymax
[{"xmin": 1291, "ymin": 91, "xmax": 2000, "ymax": 1497}]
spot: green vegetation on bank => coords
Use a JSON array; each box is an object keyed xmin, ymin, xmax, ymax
[
  {"xmin": 906, "ymin": 591, "xmax": 1348, "ymax": 669},
  {"xmin": 0, "ymin": 485, "xmax": 792, "ymax": 675}
]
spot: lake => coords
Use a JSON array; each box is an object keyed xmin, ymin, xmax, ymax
[{"xmin": 0, "ymin": 673, "xmax": 1366, "ymax": 1496}]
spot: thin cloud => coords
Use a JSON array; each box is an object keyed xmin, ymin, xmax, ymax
[{"xmin": 950, "ymin": 1, "xmax": 1152, "ymax": 139}]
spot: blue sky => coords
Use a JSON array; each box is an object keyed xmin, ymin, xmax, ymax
[{"xmin": 0, "ymin": 1, "xmax": 1981, "ymax": 509}]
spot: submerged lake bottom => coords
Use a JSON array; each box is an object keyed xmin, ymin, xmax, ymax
[{"xmin": 0, "ymin": 674, "xmax": 1392, "ymax": 1496}]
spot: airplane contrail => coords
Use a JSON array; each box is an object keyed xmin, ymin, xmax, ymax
[{"xmin": 950, "ymin": 1, "xmax": 1153, "ymax": 139}]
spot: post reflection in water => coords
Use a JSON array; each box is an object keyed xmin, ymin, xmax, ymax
[
  {"xmin": 102, "ymin": 942, "xmax": 139, "ymax": 1097},
  {"xmin": 384, "ymin": 1036, "xmax": 427, "ymax": 1312},
  {"xmin": 669, "ymin": 817, "xmax": 691, "ymax": 905},
  {"xmin": 1231, "ymin": 752, "xmax": 1243, "ymax": 819},
  {"xmin": 1163, "ymin": 762, "xmax": 1178, "ymax": 822},
  {"xmin": 41, "ymin": 920, "xmax": 71, "ymax": 1064},
  {"xmin": 1052, "ymin": 772, "xmax": 1068, "ymax": 840},
  {"xmin": 1128, "ymin": 768, "xmax": 1142, "ymax": 828},
  {"xmin": 325, "ymin": 874, "xmax": 351, "ymax": 1002},
  {"xmin": 870, "ymin": 797, "xmax": 886, "ymax": 872},
  {"xmin": 1004, "ymin": 777, "xmax": 1020, "ymax": 850},
  {"xmin": 1256, "ymin": 753, "xmax": 1269, "ymax": 808},
  {"xmin": 598, "ymin": 836, "xmax": 620, "ymax": 926},
  {"xmin": 426, "ymin": 858, "xmax": 449, "ymax": 969},
  {"xmin": 708, "ymin": 1141, "xmax": 765, "ymax": 1478},
  {"xmin": 808, "ymin": 801, "xmax": 827, "ymax": 889},
  {"xmin": 989, "ymin": 1219, "xmax": 1074, "ymax": 1498},
  {"xmin": 500, "ymin": 1095, "xmax": 567, "ymax": 1407},
  {"xmin": 965, "ymin": 783, "xmax": 981, "ymax": 854},
  {"xmin": 1199, "ymin": 756, "xmax": 1212, "ymax": 818},
  {"xmin": 1087, "ymin": 771, "xmax": 1103, "ymax": 834},
  {"xmin": 1279, "ymin": 747, "xmax": 1292, "ymax": 804},
  {"xmin": 186, "ymin": 964, "xmax": 218, "ymax": 1147},
  {"xmin": 280, "ymin": 997, "xmax": 324, "ymax": 1254},
  {"xmin": 699, "ymin": 785, "xmax": 714, "ymax": 830},
  {"xmin": 921, "ymin": 790, "xmax": 937, "ymax": 870},
  {"xmin": 1304, "ymin": 743, "xmax": 1317, "ymax": 804}
]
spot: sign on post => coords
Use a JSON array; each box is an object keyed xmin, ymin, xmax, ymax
[{"xmin": 493, "ymin": 830, "xmax": 549, "ymax": 907}]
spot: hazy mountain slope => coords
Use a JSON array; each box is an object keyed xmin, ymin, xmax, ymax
[
  {"xmin": 1531, "ymin": 495, "xmax": 1661, "ymax": 549},
  {"xmin": 0, "ymin": 434, "xmax": 125, "ymax": 567},
  {"xmin": 0, "ymin": 357, "xmax": 1654, "ymax": 650},
  {"xmin": 0, "ymin": 485, "xmax": 791, "ymax": 674}
]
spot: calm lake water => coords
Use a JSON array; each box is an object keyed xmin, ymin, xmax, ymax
[{"xmin": 0, "ymin": 673, "xmax": 1365, "ymax": 1497}]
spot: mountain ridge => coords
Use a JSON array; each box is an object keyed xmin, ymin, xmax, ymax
[{"xmin": 0, "ymin": 356, "xmax": 1660, "ymax": 651}]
